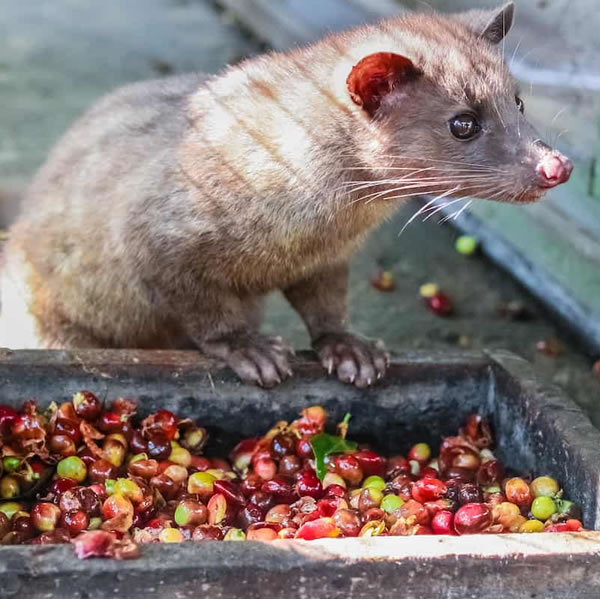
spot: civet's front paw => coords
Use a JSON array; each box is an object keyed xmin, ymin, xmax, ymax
[
  {"xmin": 313, "ymin": 332, "xmax": 389, "ymax": 388},
  {"xmin": 205, "ymin": 333, "xmax": 294, "ymax": 388}
]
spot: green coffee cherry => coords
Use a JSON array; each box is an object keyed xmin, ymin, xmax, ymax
[
  {"xmin": 362, "ymin": 476, "xmax": 386, "ymax": 491},
  {"xmin": 381, "ymin": 494, "xmax": 404, "ymax": 513},
  {"xmin": 455, "ymin": 235, "xmax": 478, "ymax": 255},
  {"xmin": 56, "ymin": 456, "xmax": 87, "ymax": 482},
  {"xmin": 531, "ymin": 496, "xmax": 557, "ymax": 520}
]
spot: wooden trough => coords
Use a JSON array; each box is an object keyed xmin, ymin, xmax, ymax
[{"xmin": 0, "ymin": 349, "xmax": 599, "ymax": 597}]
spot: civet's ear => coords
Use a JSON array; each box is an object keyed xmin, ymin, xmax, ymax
[
  {"xmin": 457, "ymin": 2, "xmax": 515, "ymax": 45},
  {"xmin": 346, "ymin": 52, "xmax": 420, "ymax": 117}
]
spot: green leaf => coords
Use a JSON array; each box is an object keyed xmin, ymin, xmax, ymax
[{"xmin": 310, "ymin": 433, "xmax": 357, "ymax": 482}]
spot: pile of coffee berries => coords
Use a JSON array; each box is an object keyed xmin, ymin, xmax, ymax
[{"xmin": 0, "ymin": 396, "xmax": 583, "ymax": 558}]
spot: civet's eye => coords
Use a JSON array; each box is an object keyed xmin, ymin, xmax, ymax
[
  {"xmin": 515, "ymin": 96, "xmax": 524, "ymax": 113},
  {"xmin": 448, "ymin": 114, "xmax": 482, "ymax": 140}
]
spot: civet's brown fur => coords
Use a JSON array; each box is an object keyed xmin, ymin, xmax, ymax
[{"xmin": 0, "ymin": 4, "xmax": 567, "ymax": 387}]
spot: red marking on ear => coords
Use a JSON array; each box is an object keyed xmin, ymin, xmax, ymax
[{"xmin": 346, "ymin": 52, "xmax": 419, "ymax": 116}]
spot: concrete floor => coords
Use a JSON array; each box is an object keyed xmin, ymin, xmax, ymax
[{"xmin": 1, "ymin": 0, "xmax": 598, "ymax": 423}]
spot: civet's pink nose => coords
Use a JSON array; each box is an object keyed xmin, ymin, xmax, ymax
[{"xmin": 536, "ymin": 153, "xmax": 573, "ymax": 188}]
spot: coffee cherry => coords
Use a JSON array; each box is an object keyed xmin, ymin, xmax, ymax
[
  {"xmin": 265, "ymin": 504, "xmax": 292, "ymax": 524},
  {"xmin": 128, "ymin": 458, "xmax": 158, "ymax": 479},
  {"xmin": 61, "ymin": 510, "xmax": 89, "ymax": 535},
  {"xmin": 504, "ymin": 477, "xmax": 533, "ymax": 507},
  {"xmin": 261, "ymin": 476, "xmax": 295, "ymax": 502},
  {"xmin": 432, "ymin": 510, "xmax": 455, "ymax": 535},
  {"xmin": 371, "ymin": 269, "xmax": 395, "ymax": 292},
  {"xmin": 11, "ymin": 411, "xmax": 46, "ymax": 447},
  {"xmin": 113, "ymin": 478, "xmax": 143, "ymax": 504},
  {"xmin": 102, "ymin": 439, "xmax": 126, "ymax": 467},
  {"xmin": 0, "ymin": 475, "xmax": 20, "ymax": 499},
  {"xmin": 359, "ymin": 487, "xmax": 383, "ymax": 512},
  {"xmin": 2, "ymin": 457, "xmax": 20, "ymax": 474},
  {"xmin": 296, "ymin": 517, "xmax": 340, "ymax": 540},
  {"xmin": 333, "ymin": 455, "xmax": 363, "ymax": 486},
  {"xmin": 181, "ymin": 427, "xmax": 207, "ymax": 455},
  {"xmin": 411, "ymin": 478, "xmax": 447, "ymax": 503},
  {"xmin": 31, "ymin": 503, "xmax": 62, "ymax": 532},
  {"xmin": 49, "ymin": 434, "xmax": 77, "ymax": 457},
  {"xmin": 296, "ymin": 470, "xmax": 323, "ymax": 499},
  {"xmin": 150, "ymin": 410, "xmax": 178, "ymax": 440},
  {"xmin": 520, "ymin": 519, "xmax": 545, "ymax": 533},
  {"xmin": 531, "ymin": 496, "xmax": 557, "ymax": 520},
  {"xmin": 254, "ymin": 457, "xmax": 277, "ymax": 481},
  {"xmin": 129, "ymin": 431, "xmax": 148, "ymax": 455},
  {"xmin": 530, "ymin": 476, "xmax": 559, "ymax": 498},
  {"xmin": 237, "ymin": 502, "xmax": 264, "ymax": 530},
  {"xmin": 492, "ymin": 502, "xmax": 522, "ymax": 531},
  {"xmin": 247, "ymin": 527, "xmax": 278, "ymax": 541},
  {"xmin": 88, "ymin": 459, "xmax": 117, "ymax": 483},
  {"xmin": 330, "ymin": 508, "xmax": 360, "ymax": 537},
  {"xmin": 56, "ymin": 456, "xmax": 87, "ymax": 482},
  {"xmin": 359, "ymin": 520, "xmax": 386, "ymax": 537},
  {"xmin": 54, "ymin": 418, "xmax": 82, "ymax": 444},
  {"xmin": 424, "ymin": 291, "xmax": 453, "ymax": 316},
  {"xmin": 279, "ymin": 454, "xmax": 302, "ymax": 477},
  {"xmin": 159, "ymin": 528, "xmax": 184, "ymax": 543},
  {"xmin": 296, "ymin": 437, "xmax": 313, "ymax": 459},
  {"xmin": 102, "ymin": 494, "xmax": 134, "ymax": 532},
  {"xmin": 49, "ymin": 478, "xmax": 77, "ymax": 499},
  {"xmin": 248, "ymin": 490, "xmax": 273, "ymax": 512},
  {"xmin": 98, "ymin": 412, "xmax": 125, "ymax": 433},
  {"xmin": 477, "ymin": 459, "xmax": 504, "ymax": 486},
  {"xmin": 455, "ymin": 236, "xmax": 478, "ymax": 255},
  {"xmin": 207, "ymin": 494, "xmax": 228, "ymax": 526},
  {"xmin": 457, "ymin": 483, "xmax": 483, "ymax": 505},
  {"xmin": 12, "ymin": 515, "xmax": 35, "ymax": 540},
  {"xmin": 224, "ymin": 527, "xmax": 246, "ymax": 541},
  {"xmin": 192, "ymin": 525, "xmax": 223, "ymax": 541},
  {"xmin": 270, "ymin": 434, "xmax": 295, "ymax": 458},
  {"xmin": 168, "ymin": 446, "xmax": 192, "ymax": 468},
  {"xmin": 354, "ymin": 450, "xmax": 387, "ymax": 477},
  {"xmin": 214, "ymin": 479, "xmax": 246, "ymax": 506},
  {"xmin": 72, "ymin": 391, "xmax": 102, "ymax": 421},
  {"xmin": 188, "ymin": 471, "xmax": 216, "ymax": 496},
  {"xmin": 381, "ymin": 494, "xmax": 404, "ymax": 513},
  {"xmin": 0, "ymin": 502, "xmax": 24, "ymax": 520},
  {"xmin": 0, "ymin": 405, "xmax": 18, "ymax": 435},
  {"xmin": 363, "ymin": 476, "xmax": 386, "ymax": 491},
  {"xmin": 151, "ymin": 473, "xmax": 180, "ymax": 500},
  {"xmin": 454, "ymin": 503, "xmax": 492, "ymax": 535},
  {"xmin": 409, "ymin": 443, "xmax": 431, "ymax": 463}
]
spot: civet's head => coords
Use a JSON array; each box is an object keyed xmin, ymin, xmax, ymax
[{"xmin": 343, "ymin": 3, "xmax": 572, "ymax": 204}]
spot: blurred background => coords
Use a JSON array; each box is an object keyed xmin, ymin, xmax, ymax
[{"xmin": 0, "ymin": 0, "xmax": 598, "ymax": 419}]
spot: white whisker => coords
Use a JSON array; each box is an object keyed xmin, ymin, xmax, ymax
[
  {"xmin": 422, "ymin": 196, "xmax": 467, "ymax": 222},
  {"xmin": 551, "ymin": 107, "xmax": 567, "ymax": 125},
  {"xmin": 397, "ymin": 187, "xmax": 459, "ymax": 236},
  {"xmin": 437, "ymin": 197, "xmax": 475, "ymax": 224},
  {"xmin": 336, "ymin": 174, "xmax": 494, "ymax": 198},
  {"xmin": 509, "ymin": 37, "xmax": 523, "ymax": 70}
]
